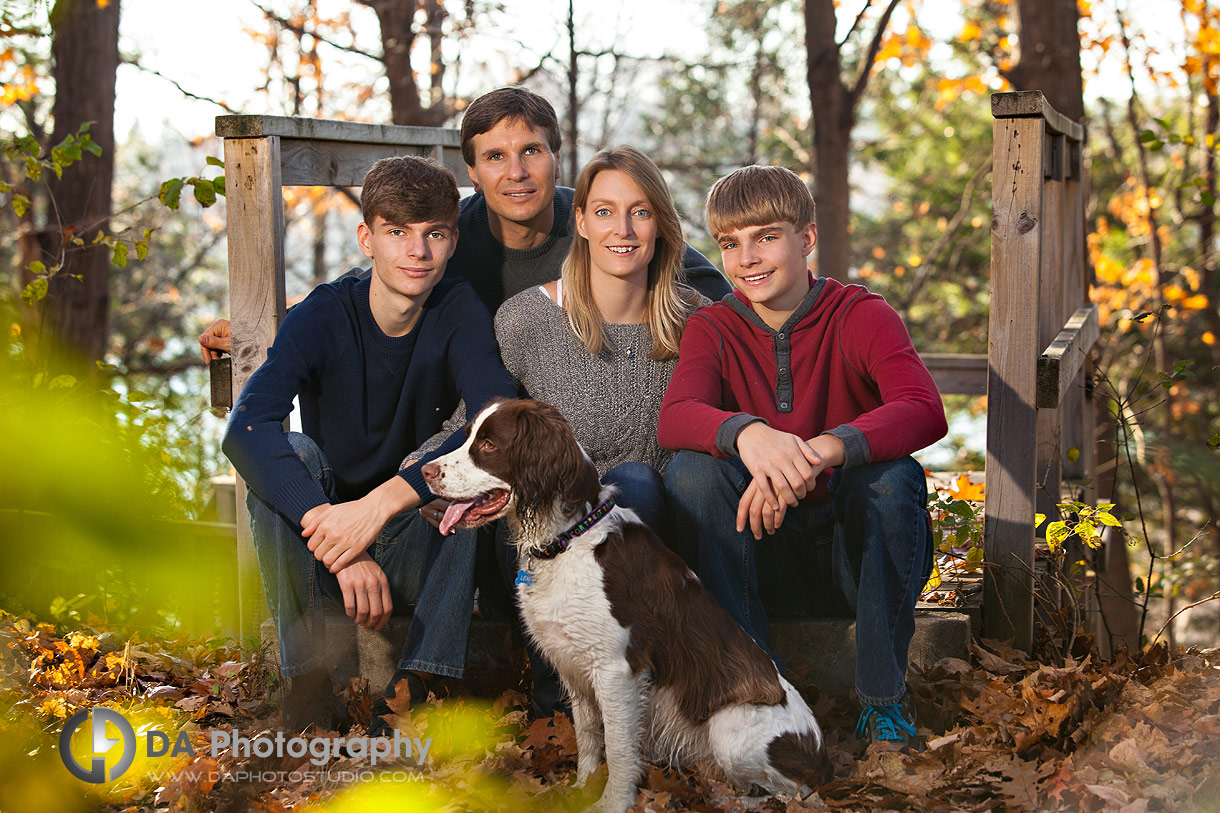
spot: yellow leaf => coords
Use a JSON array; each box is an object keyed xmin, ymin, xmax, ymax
[
  {"xmin": 1182, "ymin": 294, "xmax": 1210, "ymax": 309},
  {"xmin": 923, "ymin": 558, "xmax": 941, "ymax": 593},
  {"xmin": 958, "ymin": 21, "xmax": 981, "ymax": 42},
  {"xmin": 875, "ymin": 35, "xmax": 903, "ymax": 63}
]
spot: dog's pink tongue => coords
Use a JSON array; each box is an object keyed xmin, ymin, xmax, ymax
[{"xmin": 439, "ymin": 500, "xmax": 476, "ymax": 536}]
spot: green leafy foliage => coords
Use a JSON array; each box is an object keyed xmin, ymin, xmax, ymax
[
  {"xmin": 158, "ymin": 169, "xmax": 225, "ymax": 212},
  {"xmin": 1036, "ymin": 502, "xmax": 1122, "ymax": 552}
]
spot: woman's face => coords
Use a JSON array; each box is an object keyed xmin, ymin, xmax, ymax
[{"xmin": 574, "ymin": 169, "xmax": 658, "ymax": 284}]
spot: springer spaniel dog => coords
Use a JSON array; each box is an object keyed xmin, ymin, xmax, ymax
[{"xmin": 421, "ymin": 398, "xmax": 831, "ymax": 811}]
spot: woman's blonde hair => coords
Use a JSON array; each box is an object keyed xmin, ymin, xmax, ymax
[{"xmin": 562, "ymin": 145, "xmax": 697, "ymax": 360}]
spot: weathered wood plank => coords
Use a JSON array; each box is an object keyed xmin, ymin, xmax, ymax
[
  {"xmin": 1036, "ymin": 306, "xmax": 1101, "ymax": 409},
  {"xmin": 991, "ymin": 90, "xmax": 1084, "ymax": 142},
  {"xmin": 1061, "ymin": 160, "xmax": 1092, "ymax": 487},
  {"xmin": 280, "ymin": 139, "xmax": 468, "ymax": 186},
  {"xmin": 216, "ymin": 114, "xmax": 462, "ymax": 149},
  {"xmin": 1035, "ymin": 174, "xmax": 1066, "ymax": 526},
  {"xmin": 223, "ymin": 135, "xmax": 286, "ymax": 640},
  {"xmin": 921, "ymin": 353, "xmax": 988, "ymax": 396},
  {"xmin": 984, "ymin": 114, "xmax": 1044, "ymax": 651},
  {"xmin": 209, "ymin": 357, "xmax": 232, "ymax": 410}
]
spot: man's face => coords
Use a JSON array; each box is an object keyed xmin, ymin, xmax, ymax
[
  {"xmin": 716, "ymin": 220, "xmax": 817, "ymax": 318},
  {"xmin": 357, "ymin": 215, "xmax": 458, "ymax": 306},
  {"xmin": 465, "ymin": 118, "xmax": 559, "ymax": 228}
]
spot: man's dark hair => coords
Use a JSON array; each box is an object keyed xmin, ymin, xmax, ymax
[
  {"xmin": 460, "ymin": 86, "xmax": 562, "ymax": 167},
  {"xmin": 360, "ymin": 155, "xmax": 459, "ymax": 227}
]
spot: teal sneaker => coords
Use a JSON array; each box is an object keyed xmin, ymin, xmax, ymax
[{"xmin": 854, "ymin": 692, "xmax": 921, "ymax": 748}]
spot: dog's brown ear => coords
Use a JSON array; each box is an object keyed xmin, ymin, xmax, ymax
[{"xmin": 509, "ymin": 402, "xmax": 599, "ymax": 527}]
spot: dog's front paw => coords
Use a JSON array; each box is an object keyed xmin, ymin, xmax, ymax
[{"xmin": 589, "ymin": 787, "xmax": 636, "ymax": 813}]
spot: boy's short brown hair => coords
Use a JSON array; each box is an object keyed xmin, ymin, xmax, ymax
[
  {"xmin": 459, "ymin": 86, "xmax": 562, "ymax": 167},
  {"xmin": 705, "ymin": 165, "xmax": 816, "ymax": 238},
  {"xmin": 360, "ymin": 155, "xmax": 459, "ymax": 227}
]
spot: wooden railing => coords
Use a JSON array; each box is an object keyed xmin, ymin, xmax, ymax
[
  {"xmin": 984, "ymin": 91, "xmax": 1097, "ymax": 650},
  {"xmin": 211, "ymin": 98, "xmax": 1100, "ymax": 653}
]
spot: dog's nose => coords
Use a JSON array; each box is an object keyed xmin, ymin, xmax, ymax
[{"xmin": 421, "ymin": 462, "xmax": 440, "ymax": 482}]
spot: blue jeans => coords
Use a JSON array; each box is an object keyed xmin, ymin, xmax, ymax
[
  {"xmin": 246, "ymin": 433, "xmax": 478, "ymax": 680},
  {"xmin": 602, "ymin": 461, "xmax": 667, "ymax": 536},
  {"xmin": 663, "ymin": 451, "xmax": 933, "ymax": 705}
]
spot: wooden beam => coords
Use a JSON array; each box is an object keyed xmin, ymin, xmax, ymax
[
  {"xmin": 223, "ymin": 135, "xmax": 286, "ymax": 641},
  {"xmin": 279, "ymin": 139, "xmax": 467, "ymax": 187},
  {"xmin": 1036, "ymin": 305, "xmax": 1100, "ymax": 409},
  {"xmin": 216, "ymin": 114, "xmax": 462, "ymax": 149},
  {"xmin": 991, "ymin": 90, "xmax": 1084, "ymax": 143},
  {"xmin": 983, "ymin": 114, "xmax": 1044, "ymax": 651},
  {"xmin": 921, "ymin": 353, "xmax": 988, "ymax": 396},
  {"xmin": 1034, "ymin": 168, "xmax": 1066, "ymax": 540}
]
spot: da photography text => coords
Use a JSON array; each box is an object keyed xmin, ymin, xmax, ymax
[{"xmin": 59, "ymin": 707, "xmax": 432, "ymax": 784}]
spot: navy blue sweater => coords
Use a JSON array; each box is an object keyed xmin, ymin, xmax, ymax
[{"xmin": 222, "ymin": 276, "xmax": 516, "ymax": 524}]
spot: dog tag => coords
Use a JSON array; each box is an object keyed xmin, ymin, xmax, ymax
[{"xmin": 515, "ymin": 569, "xmax": 534, "ymax": 587}]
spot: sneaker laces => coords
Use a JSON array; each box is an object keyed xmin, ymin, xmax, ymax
[{"xmin": 855, "ymin": 703, "xmax": 918, "ymax": 741}]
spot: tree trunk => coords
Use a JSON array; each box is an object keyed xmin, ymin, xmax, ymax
[
  {"xmin": 804, "ymin": 0, "xmax": 851, "ymax": 282},
  {"xmin": 361, "ymin": 0, "xmax": 447, "ymax": 127},
  {"xmin": 566, "ymin": 0, "xmax": 579, "ymax": 182},
  {"xmin": 42, "ymin": 0, "xmax": 121, "ymax": 372},
  {"xmin": 1006, "ymin": 0, "xmax": 1085, "ymax": 122}
]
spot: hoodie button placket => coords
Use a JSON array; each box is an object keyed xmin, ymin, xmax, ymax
[{"xmin": 774, "ymin": 331, "xmax": 794, "ymax": 413}]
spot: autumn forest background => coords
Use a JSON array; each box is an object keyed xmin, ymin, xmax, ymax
[{"xmin": 1, "ymin": 0, "xmax": 1219, "ymax": 809}]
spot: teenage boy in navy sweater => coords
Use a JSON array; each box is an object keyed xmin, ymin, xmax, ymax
[
  {"xmin": 659, "ymin": 166, "xmax": 947, "ymax": 746},
  {"xmin": 222, "ymin": 156, "xmax": 516, "ymax": 734}
]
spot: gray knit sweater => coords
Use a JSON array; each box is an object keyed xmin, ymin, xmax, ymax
[
  {"xmin": 407, "ymin": 286, "xmax": 711, "ymax": 472},
  {"xmin": 494, "ymin": 286, "xmax": 709, "ymax": 476}
]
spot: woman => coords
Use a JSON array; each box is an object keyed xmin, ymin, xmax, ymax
[
  {"xmin": 416, "ymin": 146, "xmax": 709, "ymax": 719},
  {"xmin": 492, "ymin": 144, "xmax": 709, "ymax": 532}
]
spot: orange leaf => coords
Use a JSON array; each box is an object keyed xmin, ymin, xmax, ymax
[{"xmin": 948, "ymin": 473, "xmax": 985, "ymax": 501}]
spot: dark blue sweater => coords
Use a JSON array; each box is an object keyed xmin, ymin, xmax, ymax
[{"xmin": 222, "ymin": 276, "xmax": 516, "ymax": 524}]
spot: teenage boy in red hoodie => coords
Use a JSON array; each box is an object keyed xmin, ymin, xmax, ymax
[{"xmin": 658, "ymin": 165, "xmax": 947, "ymax": 746}]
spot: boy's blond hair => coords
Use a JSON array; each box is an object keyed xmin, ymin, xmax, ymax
[{"xmin": 705, "ymin": 165, "xmax": 816, "ymax": 238}]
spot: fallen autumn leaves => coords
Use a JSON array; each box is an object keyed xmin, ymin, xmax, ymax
[{"xmin": 2, "ymin": 609, "xmax": 1218, "ymax": 811}]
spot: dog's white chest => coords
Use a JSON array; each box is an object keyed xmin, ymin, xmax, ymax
[{"xmin": 516, "ymin": 541, "xmax": 630, "ymax": 673}]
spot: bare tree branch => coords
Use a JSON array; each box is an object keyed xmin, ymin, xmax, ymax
[
  {"xmin": 249, "ymin": 0, "xmax": 379, "ymax": 61},
  {"xmin": 122, "ymin": 59, "xmax": 241, "ymax": 114},
  {"xmin": 848, "ymin": 0, "xmax": 902, "ymax": 108},
  {"xmin": 837, "ymin": 0, "xmax": 875, "ymax": 49}
]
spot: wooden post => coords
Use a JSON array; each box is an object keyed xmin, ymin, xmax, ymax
[
  {"xmin": 984, "ymin": 112, "xmax": 1044, "ymax": 650},
  {"xmin": 986, "ymin": 91, "xmax": 1094, "ymax": 651},
  {"xmin": 224, "ymin": 134, "xmax": 286, "ymax": 641}
]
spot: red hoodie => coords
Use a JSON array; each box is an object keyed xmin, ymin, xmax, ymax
[{"xmin": 658, "ymin": 274, "xmax": 947, "ymax": 504}]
